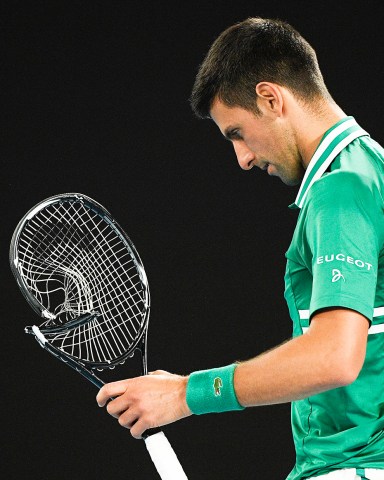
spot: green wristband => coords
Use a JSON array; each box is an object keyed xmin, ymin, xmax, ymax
[{"xmin": 186, "ymin": 364, "xmax": 245, "ymax": 415}]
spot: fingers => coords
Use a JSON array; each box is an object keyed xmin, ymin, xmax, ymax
[
  {"xmin": 96, "ymin": 377, "xmax": 157, "ymax": 439},
  {"xmin": 106, "ymin": 395, "xmax": 129, "ymax": 419},
  {"xmin": 116, "ymin": 409, "xmax": 155, "ymax": 438},
  {"xmin": 130, "ymin": 418, "xmax": 152, "ymax": 439},
  {"xmin": 104, "ymin": 398, "xmax": 155, "ymax": 439},
  {"xmin": 96, "ymin": 379, "xmax": 130, "ymax": 406},
  {"xmin": 117, "ymin": 408, "xmax": 140, "ymax": 431},
  {"xmin": 96, "ymin": 372, "xmax": 190, "ymax": 439}
]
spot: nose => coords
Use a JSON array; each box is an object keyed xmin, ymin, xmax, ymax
[{"xmin": 233, "ymin": 141, "xmax": 255, "ymax": 170}]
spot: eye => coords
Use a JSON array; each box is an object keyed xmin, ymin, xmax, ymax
[{"xmin": 230, "ymin": 129, "xmax": 243, "ymax": 141}]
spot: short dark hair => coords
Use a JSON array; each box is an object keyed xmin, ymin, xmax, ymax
[{"xmin": 190, "ymin": 17, "xmax": 330, "ymax": 118}]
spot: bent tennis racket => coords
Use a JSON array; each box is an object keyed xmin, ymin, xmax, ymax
[{"xmin": 10, "ymin": 192, "xmax": 188, "ymax": 480}]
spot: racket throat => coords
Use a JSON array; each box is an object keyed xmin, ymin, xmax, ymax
[{"xmin": 25, "ymin": 311, "xmax": 101, "ymax": 335}]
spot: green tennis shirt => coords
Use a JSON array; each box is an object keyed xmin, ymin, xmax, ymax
[{"xmin": 284, "ymin": 117, "xmax": 384, "ymax": 479}]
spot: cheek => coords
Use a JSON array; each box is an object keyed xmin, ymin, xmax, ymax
[
  {"xmin": 248, "ymin": 135, "xmax": 271, "ymax": 154},
  {"xmin": 263, "ymin": 140, "xmax": 281, "ymax": 160}
]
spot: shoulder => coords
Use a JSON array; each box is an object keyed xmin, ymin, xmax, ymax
[
  {"xmin": 308, "ymin": 136, "xmax": 384, "ymax": 208},
  {"xmin": 307, "ymin": 171, "xmax": 373, "ymax": 212},
  {"xmin": 303, "ymin": 167, "xmax": 383, "ymax": 231}
]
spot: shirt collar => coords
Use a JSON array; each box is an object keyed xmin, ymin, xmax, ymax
[{"xmin": 290, "ymin": 116, "xmax": 369, "ymax": 209}]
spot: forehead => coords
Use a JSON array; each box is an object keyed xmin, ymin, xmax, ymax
[{"xmin": 210, "ymin": 98, "xmax": 257, "ymax": 134}]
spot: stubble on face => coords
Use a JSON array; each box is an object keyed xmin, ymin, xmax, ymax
[
  {"xmin": 210, "ymin": 98, "xmax": 306, "ymax": 186},
  {"xmin": 265, "ymin": 122, "xmax": 305, "ymax": 186}
]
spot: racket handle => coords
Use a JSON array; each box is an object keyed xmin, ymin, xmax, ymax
[{"xmin": 144, "ymin": 431, "xmax": 188, "ymax": 479}]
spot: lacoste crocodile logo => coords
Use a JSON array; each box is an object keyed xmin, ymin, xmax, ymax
[{"xmin": 213, "ymin": 377, "xmax": 223, "ymax": 396}]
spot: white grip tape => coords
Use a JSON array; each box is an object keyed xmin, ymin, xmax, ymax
[{"xmin": 144, "ymin": 431, "xmax": 188, "ymax": 479}]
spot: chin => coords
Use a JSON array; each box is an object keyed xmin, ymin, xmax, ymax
[
  {"xmin": 283, "ymin": 177, "xmax": 301, "ymax": 186},
  {"xmin": 280, "ymin": 169, "xmax": 304, "ymax": 186}
]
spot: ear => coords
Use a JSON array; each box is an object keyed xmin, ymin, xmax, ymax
[{"xmin": 255, "ymin": 82, "xmax": 284, "ymax": 117}]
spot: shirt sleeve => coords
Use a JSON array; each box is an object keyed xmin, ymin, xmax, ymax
[{"xmin": 303, "ymin": 171, "xmax": 383, "ymax": 321}]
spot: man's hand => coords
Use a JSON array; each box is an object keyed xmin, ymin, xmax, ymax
[{"xmin": 96, "ymin": 370, "xmax": 192, "ymax": 439}]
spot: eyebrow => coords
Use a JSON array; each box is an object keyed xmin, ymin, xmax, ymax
[{"xmin": 223, "ymin": 127, "xmax": 240, "ymax": 141}]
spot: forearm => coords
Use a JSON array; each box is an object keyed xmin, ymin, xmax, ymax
[
  {"xmin": 233, "ymin": 309, "xmax": 368, "ymax": 407},
  {"xmin": 97, "ymin": 311, "xmax": 367, "ymax": 436},
  {"xmin": 234, "ymin": 334, "xmax": 342, "ymax": 407}
]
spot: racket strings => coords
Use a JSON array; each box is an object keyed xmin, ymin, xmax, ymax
[
  {"xmin": 54, "ymin": 203, "xmax": 145, "ymax": 327},
  {"xmin": 16, "ymin": 200, "xmax": 148, "ymax": 366},
  {"xmin": 23, "ymin": 204, "xmax": 143, "ymax": 323}
]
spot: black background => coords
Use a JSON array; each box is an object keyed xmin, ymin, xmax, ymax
[{"xmin": 3, "ymin": 1, "xmax": 384, "ymax": 479}]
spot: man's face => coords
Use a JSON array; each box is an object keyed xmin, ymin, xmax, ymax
[{"xmin": 210, "ymin": 98, "xmax": 305, "ymax": 186}]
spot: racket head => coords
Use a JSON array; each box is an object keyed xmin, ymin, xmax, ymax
[{"xmin": 10, "ymin": 193, "xmax": 151, "ymax": 371}]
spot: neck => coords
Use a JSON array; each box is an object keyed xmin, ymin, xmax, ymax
[{"xmin": 291, "ymin": 99, "xmax": 346, "ymax": 169}]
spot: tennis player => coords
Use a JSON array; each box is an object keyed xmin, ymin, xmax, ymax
[{"xmin": 96, "ymin": 18, "xmax": 384, "ymax": 479}]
